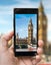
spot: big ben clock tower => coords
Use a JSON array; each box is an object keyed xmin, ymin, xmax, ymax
[
  {"xmin": 38, "ymin": 1, "xmax": 47, "ymax": 54},
  {"xmin": 28, "ymin": 18, "xmax": 33, "ymax": 44}
]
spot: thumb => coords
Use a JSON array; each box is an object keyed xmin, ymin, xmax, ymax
[
  {"xmin": 0, "ymin": 31, "xmax": 14, "ymax": 51},
  {"xmin": 9, "ymin": 44, "xmax": 14, "ymax": 55}
]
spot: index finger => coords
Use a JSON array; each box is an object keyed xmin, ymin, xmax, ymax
[{"xmin": 2, "ymin": 31, "xmax": 14, "ymax": 41}]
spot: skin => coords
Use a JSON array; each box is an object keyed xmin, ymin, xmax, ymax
[{"xmin": 0, "ymin": 31, "xmax": 44, "ymax": 65}]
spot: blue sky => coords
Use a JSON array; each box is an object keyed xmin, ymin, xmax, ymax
[
  {"xmin": 0, "ymin": 0, "xmax": 51, "ymax": 42},
  {"xmin": 15, "ymin": 14, "xmax": 37, "ymax": 38}
]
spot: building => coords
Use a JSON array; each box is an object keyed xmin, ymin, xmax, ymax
[
  {"xmin": 38, "ymin": 1, "xmax": 47, "ymax": 53},
  {"xmin": 16, "ymin": 18, "xmax": 37, "ymax": 49},
  {"xmin": 28, "ymin": 18, "xmax": 33, "ymax": 44}
]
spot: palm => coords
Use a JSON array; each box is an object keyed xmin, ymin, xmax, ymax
[
  {"xmin": 1, "ymin": 50, "xmax": 33, "ymax": 65},
  {"xmin": 0, "ymin": 32, "xmax": 43, "ymax": 65},
  {"xmin": 0, "ymin": 39, "xmax": 33, "ymax": 65}
]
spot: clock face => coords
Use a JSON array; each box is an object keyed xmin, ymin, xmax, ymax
[
  {"xmin": 39, "ymin": 20, "xmax": 40, "ymax": 25},
  {"xmin": 28, "ymin": 26, "xmax": 33, "ymax": 29},
  {"xmin": 28, "ymin": 27, "xmax": 30, "ymax": 29}
]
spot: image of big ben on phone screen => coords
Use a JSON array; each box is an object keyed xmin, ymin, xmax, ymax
[{"xmin": 14, "ymin": 8, "xmax": 38, "ymax": 56}]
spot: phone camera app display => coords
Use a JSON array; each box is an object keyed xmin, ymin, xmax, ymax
[
  {"xmin": 14, "ymin": 8, "xmax": 38, "ymax": 56},
  {"xmin": 15, "ymin": 14, "xmax": 37, "ymax": 51}
]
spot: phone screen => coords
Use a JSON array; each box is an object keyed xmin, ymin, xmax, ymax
[{"xmin": 14, "ymin": 8, "xmax": 38, "ymax": 56}]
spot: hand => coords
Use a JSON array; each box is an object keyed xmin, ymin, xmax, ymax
[{"xmin": 0, "ymin": 31, "xmax": 44, "ymax": 65}]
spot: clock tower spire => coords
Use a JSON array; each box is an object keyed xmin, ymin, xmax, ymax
[{"xmin": 38, "ymin": 0, "xmax": 47, "ymax": 54}]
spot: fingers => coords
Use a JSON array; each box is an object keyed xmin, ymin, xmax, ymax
[
  {"xmin": 37, "ymin": 47, "xmax": 43, "ymax": 54},
  {"xmin": 31, "ymin": 40, "xmax": 44, "ymax": 64},
  {"xmin": 32, "ymin": 55, "xmax": 41, "ymax": 65},
  {"xmin": 9, "ymin": 44, "xmax": 14, "ymax": 50},
  {"xmin": 38, "ymin": 40, "xmax": 44, "ymax": 48},
  {"xmin": 31, "ymin": 54, "xmax": 42, "ymax": 65},
  {"xmin": 36, "ymin": 55, "xmax": 41, "ymax": 61},
  {"xmin": 35, "ymin": 40, "xmax": 44, "ymax": 64},
  {"xmin": 1, "ymin": 31, "xmax": 14, "ymax": 41},
  {"xmin": 36, "ymin": 40, "xmax": 43, "ymax": 61},
  {"xmin": 37, "ymin": 40, "xmax": 44, "ymax": 55}
]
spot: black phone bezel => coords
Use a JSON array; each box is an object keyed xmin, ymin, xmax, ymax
[{"xmin": 14, "ymin": 8, "xmax": 38, "ymax": 56}]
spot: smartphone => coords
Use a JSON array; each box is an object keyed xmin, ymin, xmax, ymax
[{"xmin": 14, "ymin": 8, "xmax": 38, "ymax": 56}]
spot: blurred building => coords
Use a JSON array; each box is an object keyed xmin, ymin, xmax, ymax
[{"xmin": 38, "ymin": 1, "xmax": 47, "ymax": 54}]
